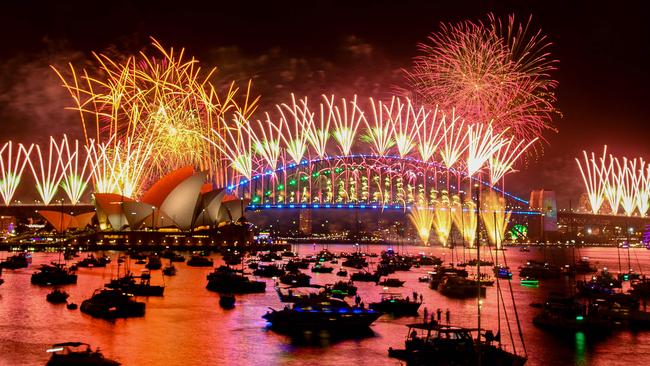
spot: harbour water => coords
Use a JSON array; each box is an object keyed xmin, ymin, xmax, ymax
[{"xmin": 1, "ymin": 245, "xmax": 649, "ymax": 366}]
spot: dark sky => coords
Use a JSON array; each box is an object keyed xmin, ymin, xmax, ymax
[{"xmin": 0, "ymin": 0, "xmax": 649, "ymax": 207}]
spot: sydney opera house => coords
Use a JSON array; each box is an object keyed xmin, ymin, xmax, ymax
[{"xmin": 34, "ymin": 166, "xmax": 252, "ymax": 247}]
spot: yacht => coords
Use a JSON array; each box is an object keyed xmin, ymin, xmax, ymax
[
  {"xmin": 45, "ymin": 342, "xmax": 120, "ymax": 366},
  {"xmin": 389, "ymin": 322, "xmax": 527, "ymax": 366},
  {"xmin": 105, "ymin": 270, "xmax": 164, "ymax": 296},
  {"xmin": 80, "ymin": 289, "xmax": 146, "ymax": 319},
  {"xmin": 263, "ymin": 297, "xmax": 381, "ymax": 331},
  {"xmin": 46, "ymin": 288, "xmax": 70, "ymax": 304},
  {"xmin": 206, "ymin": 266, "xmax": 266, "ymax": 293},
  {"xmin": 0, "ymin": 252, "xmax": 31, "ymax": 269},
  {"xmin": 438, "ymin": 275, "xmax": 486, "ymax": 298},
  {"xmin": 369, "ymin": 293, "xmax": 421, "ymax": 316},
  {"xmin": 31, "ymin": 263, "xmax": 77, "ymax": 285},
  {"xmin": 186, "ymin": 255, "xmax": 214, "ymax": 267}
]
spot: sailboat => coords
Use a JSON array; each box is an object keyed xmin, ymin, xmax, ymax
[{"xmin": 388, "ymin": 186, "xmax": 527, "ymax": 365}]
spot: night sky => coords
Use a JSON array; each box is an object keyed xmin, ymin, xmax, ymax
[{"xmin": 0, "ymin": 0, "xmax": 648, "ymax": 206}]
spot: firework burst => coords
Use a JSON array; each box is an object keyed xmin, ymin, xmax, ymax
[
  {"xmin": 480, "ymin": 191, "xmax": 512, "ymax": 249},
  {"xmin": 408, "ymin": 204, "xmax": 435, "ymax": 245},
  {"xmin": 53, "ymin": 38, "xmax": 258, "ymax": 189},
  {"xmin": 0, "ymin": 142, "xmax": 33, "ymax": 205},
  {"xmin": 28, "ymin": 137, "xmax": 68, "ymax": 205},
  {"xmin": 405, "ymin": 14, "xmax": 558, "ymax": 142},
  {"xmin": 59, "ymin": 135, "xmax": 94, "ymax": 205}
]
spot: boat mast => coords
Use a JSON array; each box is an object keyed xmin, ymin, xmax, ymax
[
  {"xmin": 474, "ymin": 182, "xmax": 481, "ymax": 366},
  {"xmin": 494, "ymin": 210, "xmax": 501, "ymax": 349}
]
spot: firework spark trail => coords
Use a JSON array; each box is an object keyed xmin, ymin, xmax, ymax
[
  {"xmin": 600, "ymin": 152, "xmax": 622, "ymax": 215},
  {"xmin": 28, "ymin": 137, "xmax": 70, "ymax": 205},
  {"xmin": 439, "ymin": 112, "xmax": 467, "ymax": 170},
  {"xmin": 408, "ymin": 204, "xmax": 435, "ymax": 246},
  {"xmin": 250, "ymin": 113, "xmax": 282, "ymax": 172},
  {"xmin": 618, "ymin": 158, "xmax": 637, "ymax": 217},
  {"xmin": 206, "ymin": 114, "xmax": 254, "ymax": 182},
  {"xmin": 405, "ymin": 14, "xmax": 558, "ymax": 143},
  {"xmin": 637, "ymin": 162, "xmax": 650, "ymax": 216},
  {"xmin": 450, "ymin": 195, "xmax": 478, "ymax": 247},
  {"xmin": 277, "ymin": 94, "xmax": 309, "ymax": 164},
  {"xmin": 576, "ymin": 150, "xmax": 606, "ymax": 214},
  {"xmin": 466, "ymin": 123, "xmax": 509, "ymax": 176},
  {"xmin": 59, "ymin": 136, "xmax": 95, "ymax": 204},
  {"xmin": 0, "ymin": 142, "xmax": 34, "ymax": 205},
  {"xmin": 111, "ymin": 138, "xmax": 155, "ymax": 198},
  {"xmin": 432, "ymin": 194, "xmax": 452, "ymax": 246},
  {"xmin": 328, "ymin": 95, "xmax": 365, "ymax": 156},
  {"xmin": 303, "ymin": 97, "xmax": 331, "ymax": 159},
  {"xmin": 362, "ymin": 98, "xmax": 395, "ymax": 156},
  {"xmin": 86, "ymin": 139, "xmax": 119, "ymax": 195},
  {"xmin": 387, "ymin": 97, "xmax": 422, "ymax": 157},
  {"xmin": 480, "ymin": 191, "xmax": 512, "ymax": 249},
  {"xmin": 489, "ymin": 137, "xmax": 538, "ymax": 185},
  {"xmin": 415, "ymin": 106, "xmax": 444, "ymax": 163}
]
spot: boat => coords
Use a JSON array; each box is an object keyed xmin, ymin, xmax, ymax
[
  {"xmin": 281, "ymin": 250, "xmax": 297, "ymax": 257},
  {"xmin": 186, "ymin": 255, "xmax": 214, "ymax": 267},
  {"xmin": 467, "ymin": 274, "xmax": 495, "ymax": 287},
  {"xmin": 105, "ymin": 270, "xmax": 164, "ymax": 296},
  {"xmin": 438, "ymin": 275, "xmax": 486, "ymax": 298},
  {"xmin": 519, "ymin": 260, "xmax": 561, "ymax": 279},
  {"xmin": 80, "ymin": 289, "xmax": 146, "ymax": 319},
  {"xmin": 520, "ymin": 246, "xmax": 530, "ymax": 252},
  {"xmin": 279, "ymin": 271, "xmax": 311, "ymax": 286},
  {"xmin": 467, "ymin": 258, "xmax": 494, "ymax": 267},
  {"xmin": 576, "ymin": 270, "xmax": 621, "ymax": 296},
  {"xmin": 336, "ymin": 268, "xmax": 348, "ymax": 277},
  {"xmin": 206, "ymin": 266, "xmax": 266, "ymax": 293},
  {"xmin": 253, "ymin": 264, "xmax": 285, "ymax": 277},
  {"xmin": 169, "ymin": 254, "xmax": 185, "ymax": 262},
  {"xmin": 328, "ymin": 280, "xmax": 357, "ymax": 297},
  {"xmin": 532, "ymin": 296, "xmax": 612, "ymax": 333},
  {"xmin": 145, "ymin": 256, "xmax": 162, "ymax": 270},
  {"xmin": 428, "ymin": 266, "xmax": 469, "ymax": 289},
  {"xmin": 414, "ymin": 255, "xmax": 443, "ymax": 266},
  {"xmin": 369, "ymin": 293, "xmax": 421, "ymax": 315},
  {"xmin": 223, "ymin": 252, "xmax": 244, "ymax": 266},
  {"xmin": 275, "ymin": 285, "xmax": 327, "ymax": 302},
  {"xmin": 162, "ymin": 264, "xmax": 177, "ymax": 276},
  {"xmin": 494, "ymin": 265, "xmax": 513, "ymax": 279},
  {"xmin": 127, "ymin": 251, "xmax": 146, "ymax": 260},
  {"xmin": 418, "ymin": 275, "xmax": 431, "ymax": 282},
  {"xmin": 571, "ymin": 257, "xmax": 597, "ymax": 274},
  {"xmin": 520, "ymin": 276, "xmax": 539, "ymax": 287},
  {"xmin": 219, "ymin": 294, "xmax": 236, "ymax": 309},
  {"xmin": 377, "ymin": 278, "xmax": 405, "ymax": 287},
  {"xmin": 67, "ymin": 303, "xmax": 78, "ymax": 310},
  {"xmin": 76, "ymin": 254, "xmax": 110, "ymax": 268},
  {"xmin": 630, "ymin": 277, "xmax": 650, "ymax": 297},
  {"xmin": 350, "ymin": 270, "xmax": 380, "ymax": 282},
  {"xmin": 45, "ymin": 342, "xmax": 121, "ymax": 366},
  {"xmin": 31, "ymin": 263, "xmax": 78, "ymax": 285},
  {"xmin": 341, "ymin": 253, "xmax": 368, "ymax": 268},
  {"xmin": 388, "ymin": 322, "xmax": 527, "ymax": 366},
  {"xmin": 161, "ymin": 250, "xmax": 185, "ymax": 262},
  {"xmin": 311, "ymin": 263, "xmax": 334, "ymax": 273},
  {"xmin": 263, "ymin": 297, "xmax": 381, "ymax": 331},
  {"xmin": 0, "ymin": 252, "xmax": 31, "ymax": 269},
  {"xmin": 46, "ymin": 288, "xmax": 70, "ymax": 304}
]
